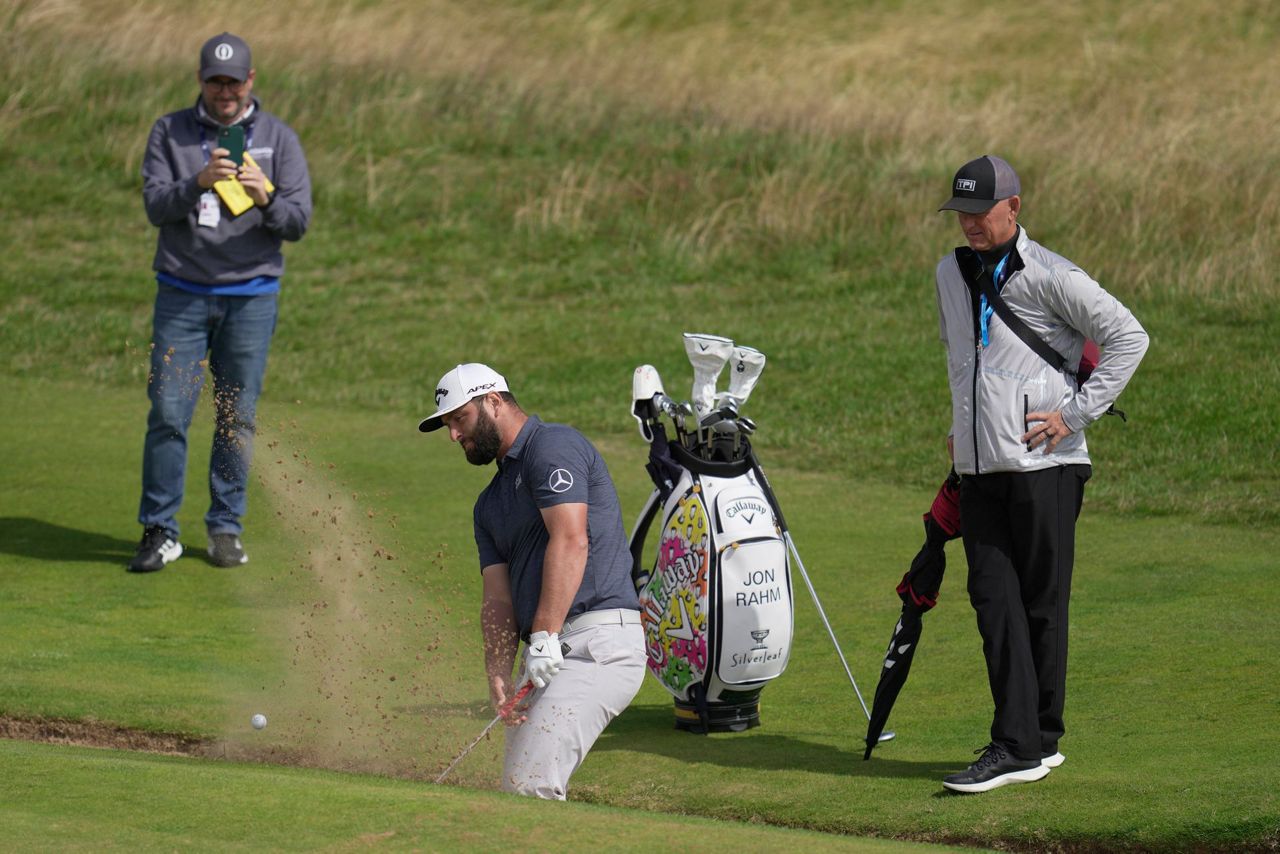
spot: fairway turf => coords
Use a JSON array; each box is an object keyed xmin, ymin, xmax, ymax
[
  {"xmin": 1, "ymin": 379, "xmax": 1276, "ymax": 851},
  {"xmin": 0, "ymin": 740, "xmax": 973, "ymax": 853}
]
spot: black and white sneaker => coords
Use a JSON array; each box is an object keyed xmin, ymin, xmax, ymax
[
  {"xmin": 942, "ymin": 743, "xmax": 1050, "ymax": 793},
  {"xmin": 1042, "ymin": 751, "xmax": 1065, "ymax": 768},
  {"xmin": 207, "ymin": 533, "xmax": 248, "ymax": 567},
  {"xmin": 128, "ymin": 526, "xmax": 183, "ymax": 573}
]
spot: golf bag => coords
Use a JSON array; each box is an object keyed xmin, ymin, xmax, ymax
[
  {"xmin": 630, "ymin": 335, "xmax": 879, "ymax": 736},
  {"xmin": 628, "ymin": 336, "xmax": 795, "ymax": 732},
  {"xmin": 629, "ymin": 433, "xmax": 793, "ymax": 733}
]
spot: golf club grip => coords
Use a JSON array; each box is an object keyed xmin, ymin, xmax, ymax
[{"xmin": 499, "ymin": 681, "xmax": 533, "ymax": 717}]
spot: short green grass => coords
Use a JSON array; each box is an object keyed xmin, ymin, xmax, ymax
[
  {"xmin": 0, "ymin": 740, "xmax": 967, "ymax": 853},
  {"xmin": 1, "ymin": 379, "xmax": 1276, "ymax": 850}
]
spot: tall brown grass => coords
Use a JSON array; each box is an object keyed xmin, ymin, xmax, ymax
[{"xmin": 7, "ymin": 0, "xmax": 1279, "ymax": 299}]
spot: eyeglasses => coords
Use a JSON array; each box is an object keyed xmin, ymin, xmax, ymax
[{"xmin": 204, "ymin": 77, "xmax": 246, "ymax": 93}]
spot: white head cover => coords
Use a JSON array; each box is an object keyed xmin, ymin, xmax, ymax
[
  {"xmin": 683, "ymin": 333, "xmax": 734, "ymax": 419},
  {"xmin": 418, "ymin": 363, "xmax": 509, "ymax": 432},
  {"xmin": 631, "ymin": 364, "xmax": 665, "ymax": 441},
  {"xmin": 726, "ymin": 344, "xmax": 766, "ymax": 406}
]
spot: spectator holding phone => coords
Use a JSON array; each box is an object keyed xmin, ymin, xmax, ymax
[{"xmin": 130, "ymin": 32, "xmax": 311, "ymax": 572}]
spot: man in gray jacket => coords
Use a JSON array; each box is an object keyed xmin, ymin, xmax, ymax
[
  {"xmin": 934, "ymin": 155, "xmax": 1148, "ymax": 793},
  {"xmin": 130, "ymin": 33, "xmax": 311, "ymax": 572}
]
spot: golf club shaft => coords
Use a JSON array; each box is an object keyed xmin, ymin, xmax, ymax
[
  {"xmin": 785, "ymin": 532, "xmax": 874, "ymax": 722},
  {"xmin": 434, "ymin": 714, "xmax": 502, "ymax": 784},
  {"xmin": 435, "ymin": 681, "xmax": 533, "ymax": 783}
]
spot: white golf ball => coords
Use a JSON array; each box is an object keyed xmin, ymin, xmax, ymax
[{"xmin": 251, "ymin": 714, "xmax": 267, "ymax": 730}]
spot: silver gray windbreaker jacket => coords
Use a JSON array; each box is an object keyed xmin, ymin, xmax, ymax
[{"xmin": 936, "ymin": 227, "xmax": 1149, "ymax": 475}]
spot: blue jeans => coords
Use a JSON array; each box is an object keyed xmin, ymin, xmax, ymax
[{"xmin": 138, "ymin": 285, "xmax": 278, "ymax": 539}]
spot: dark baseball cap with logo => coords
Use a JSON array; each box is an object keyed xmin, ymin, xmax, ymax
[
  {"xmin": 199, "ymin": 32, "xmax": 252, "ymax": 82},
  {"xmin": 938, "ymin": 155, "xmax": 1021, "ymax": 214},
  {"xmin": 418, "ymin": 363, "xmax": 510, "ymax": 432}
]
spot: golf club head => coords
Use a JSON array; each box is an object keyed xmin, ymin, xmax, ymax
[
  {"xmin": 713, "ymin": 391, "xmax": 742, "ymax": 413},
  {"xmin": 631, "ymin": 364, "xmax": 665, "ymax": 442},
  {"xmin": 683, "ymin": 333, "xmax": 734, "ymax": 419},
  {"xmin": 710, "ymin": 418, "xmax": 739, "ymax": 435},
  {"xmin": 727, "ymin": 345, "xmax": 766, "ymax": 406},
  {"xmin": 655, "ymin": 394, "xmax": 690, "ymax": 420}
]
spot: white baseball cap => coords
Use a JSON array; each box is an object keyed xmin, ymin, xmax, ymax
[{"xmin": 418, "ymin": 363, "xmax": 509, "ymax": 432}]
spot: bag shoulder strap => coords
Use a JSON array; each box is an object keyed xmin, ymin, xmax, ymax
[
  {"xmin": 954, "ymin": 247, "xmax": 1127, "ymax": 420},
  {"xmin": 953, "ymin": 247, "xmax": 1073, "ymax": 376}
]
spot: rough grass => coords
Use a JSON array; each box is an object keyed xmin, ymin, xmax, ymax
[
  {"xmin": 3, "ymin": 0, "xmax": 1276, "ymax": 526},
  {"xmin": 0, "ymin": 8, "xmax": 1277, "ymax": 845}
]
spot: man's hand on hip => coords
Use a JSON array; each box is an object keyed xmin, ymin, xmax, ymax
[
  {"xmin": 1024, "ymin": 409, "xmax": 1072, "ymax": 452},
  {"xmin": 526, "ymin": 631, "xmax": 563, "ymax": 688}
]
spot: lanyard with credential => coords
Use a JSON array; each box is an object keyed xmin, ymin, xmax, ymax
[{"xmin": 978, "ymin": 253, "xmax": 1011, "ymax": 348}]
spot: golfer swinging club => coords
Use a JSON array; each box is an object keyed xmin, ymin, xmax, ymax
[{"xmin": 419, "ymin": 363, "xmax": 646, "ymax": 799}]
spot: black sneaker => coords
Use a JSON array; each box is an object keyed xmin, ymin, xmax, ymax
[
  {"xmin": 207, "ymin": 533, "xmax": 248, "ymax": 567},
  {"xmin": 128, "ymin": 526, "xmax": 183, "ymax": 573},
  {"xmin": 942, "ymin": 743, "xmax": 1050, "ymax": 793}
]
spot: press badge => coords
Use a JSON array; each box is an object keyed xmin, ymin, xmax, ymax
[{"xmin": 198, "ymin": 191, "xmax": 221, "ymax": 228}]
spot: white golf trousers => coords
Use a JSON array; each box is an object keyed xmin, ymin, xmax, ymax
[{"xmin": 503, "ymin": 620, "xmax": 646, "ymax": 799}]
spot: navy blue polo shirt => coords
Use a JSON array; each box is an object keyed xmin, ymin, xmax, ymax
[{"xmin": 473, "ymin": 415, "xmax": 638, "ymax": 637}]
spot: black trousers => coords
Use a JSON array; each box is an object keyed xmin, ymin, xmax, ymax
[{"xmin": 960, "ymin": 465, "xmax": 1091, "ymax": 761}]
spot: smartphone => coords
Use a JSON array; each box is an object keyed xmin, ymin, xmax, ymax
[{"xmin": 217, "ymin": 125, "xmax": 245, "ymax": 166}]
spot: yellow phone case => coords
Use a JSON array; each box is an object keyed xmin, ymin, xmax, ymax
[{"xmin": 212, "ymin": 152, "xmax": 276, "ymax": 217}]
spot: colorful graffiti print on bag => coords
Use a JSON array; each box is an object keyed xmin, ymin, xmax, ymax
[{"xmin": 639, "ymin": 488, "xmax": 711, "ymax": 696}]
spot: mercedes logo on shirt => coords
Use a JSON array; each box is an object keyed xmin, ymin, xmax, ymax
[{"xmin": 548, "ymin": 469, "xmax": 574, "ymax": 493}]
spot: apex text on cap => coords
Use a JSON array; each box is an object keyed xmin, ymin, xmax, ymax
[{"xmin": 418, "ymin": 363, "xmax": 510, "ymax": 432}]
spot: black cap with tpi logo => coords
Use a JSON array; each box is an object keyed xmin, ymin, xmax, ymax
[{"xmin": 938, "ymin": 155, "xmax": 1021, "ymax": 214}]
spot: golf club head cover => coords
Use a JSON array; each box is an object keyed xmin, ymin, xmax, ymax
[
  {"xmin": 683, "ymin": 333, "xmax": 734, "ymax": 419},
  {"xmin": 631, "ymin": 364, "xmax": 665, "ymax": 442},
  {"xmin": 726, "ymin": 345, "xmax": 766, "ymax": 406},
  {"xmin": 526, "ymin": 631, "xmax": 563, "ymax": 688}
]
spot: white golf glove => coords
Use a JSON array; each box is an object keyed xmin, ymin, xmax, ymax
[{"xmin": 526, "ymin": 631, "xmax": 564, "ymax": 689}]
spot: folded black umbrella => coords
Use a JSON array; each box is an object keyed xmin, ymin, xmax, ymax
[{"xmin": 864, "ymin": 472, "xmax": 961, "ymax": 759}]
